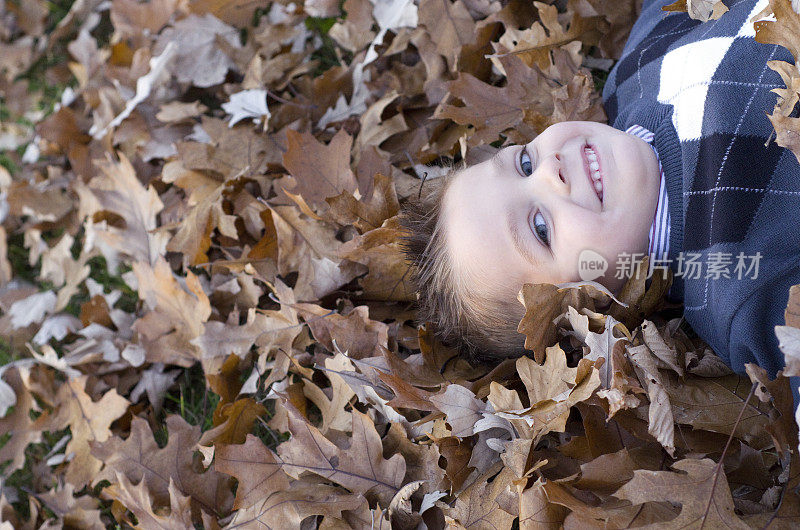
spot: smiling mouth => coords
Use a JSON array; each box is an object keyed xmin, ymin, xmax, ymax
[{"xmin": 582, "ymin": 144, "xmax": 603, "ymax": 204}]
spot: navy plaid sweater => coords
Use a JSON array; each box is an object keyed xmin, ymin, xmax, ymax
[{"xmin": 602, "ymin": 0, "xmax": 800, "ymax": 394}]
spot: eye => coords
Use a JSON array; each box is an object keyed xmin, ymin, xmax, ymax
[
  {"xmin": 532, "ymin": 211, "xmax": 550, "ymax": 246},
  {"xmin": 519, "ymin": 147, "xmax": 533, "ymax": 176}
]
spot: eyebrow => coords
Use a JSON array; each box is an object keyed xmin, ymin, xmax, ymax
[{"xmin": 506, "ymin": 209, "xmax": 541, "ymax": 268}]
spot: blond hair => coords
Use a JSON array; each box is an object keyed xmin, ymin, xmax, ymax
[{"xmin": 399, "ymin": 168, "xmax": 528, "ymax": 364}]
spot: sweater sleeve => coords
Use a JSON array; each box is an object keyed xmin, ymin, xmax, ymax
[{"xmin": 727, "ymin": 264, "xmax": 800, "ymax": 403}]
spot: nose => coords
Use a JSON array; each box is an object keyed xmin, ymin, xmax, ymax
[{"xmin": 537, "ymin": 152, "xmax": 568, "ymax": 193}]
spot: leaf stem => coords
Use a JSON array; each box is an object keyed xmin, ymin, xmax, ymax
[{"xmin": 700, "ymin": 380, "xmax": 758, "ymax": 529}]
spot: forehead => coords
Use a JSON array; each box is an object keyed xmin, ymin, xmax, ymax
[{"xmin": 440, "ymin": 163, "xmax": 532, "ymax": 294}]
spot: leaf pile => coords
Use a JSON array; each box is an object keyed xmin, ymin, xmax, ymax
[{"xmin": 1, "ymin": 0, "xmax": 800, "ymax": 528}]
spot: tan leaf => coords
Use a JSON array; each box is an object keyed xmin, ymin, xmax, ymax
[
  {"xmin": 132, "ymin": 258, "xmax": 212, "ymax": 366},
  {"xmin": 614, "ymin": 458, "xmax": 749, "ymax": 529},
  {"xmin": 338, "ymin": 215, "xmax": 417, "ymax": 301},
  {"xmin": 82, "ymin": 153, "xmax": 168, "ymax": 265},
  {"xmin": 199, "ymin": 397, "xmax": 267, "ymax": 446},
  {"xmin": 90, "ymin": 415, "xmax": 234, "ymax": 519},
  {"xmin": 445, "ymin": 464, "xmax": 516, "ymax": 528},
  {"xmin": 324, "ymin": 172, "xmax": 400, "ymax": 233},
  {"xmin": 277, "ymin": 404, "xmax": 405, "ymax": 506},
  {"xmin": 105, "ymin": 472, "xmax": 194, "ymax": 530},
  {"xmin": 0, "ymin": 366, "xmax": 43, "ymax": 474},
  {"xmin": 214, "ymin": 434, "xmax": 291, "ymax": 510},
  {"xmin": 518, "ymin": 478, "xmax": 567, "ymax": 530},
  {"xmin": 224, "ymin": 480, "xmax": 365, "ymax": 528},
  {"xmin": 517, "ymin": 282, "xmax": 608, "ymax": 363},
  {"xmin": 37, "ymin": 482, "xmax": 104, "ymax": 530},
  {"xmin": 627, "ymin": 343, "xmax": 675, "ymax": 456},
  {"xmin": 294, "ymin": 302, "xmax": 389, "ymax": 359},
  {"xmin": 282, "ymin": 128, "xmax": 358, "ymax": 206},
  {"xmin": 430, "ymin": 383, "xmax": 487, "ymax": 437},
  {"xmin": 303, "ymin": 361, "xmax": 356, "ymax": 434},
  {"xmin": 37, "ymin": 375, "xmax": 129, "ymax": 487}
]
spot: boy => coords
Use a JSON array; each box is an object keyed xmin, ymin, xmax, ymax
[{"xmin": 401, "ymin": 0, "xmax": 800, "ymax": 392}]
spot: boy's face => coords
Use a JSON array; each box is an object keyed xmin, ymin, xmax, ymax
[{"xmin": 441, "ymin": 121, "xmax": 662, "ymax": 296}]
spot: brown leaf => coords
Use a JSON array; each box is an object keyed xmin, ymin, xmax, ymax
[
  {"xmin": 224, "ymin": 479, "xmax": 365, "ymax": 528},
  {"xmin": 518, "ymin": 478, "xmax": 567, "ymax": 530},
  {"xmin": 295, "ymin": 302, "xmax": 389, "ymax": 359},
  {"xmin": 0, "ymin": 366, "xmax": 43, "ymax": 475},
  {"xmin": 445, "ymin": 464, "xmax": 516, "ymax": 528},
  {"xmin": 338, "ymin": 215, "xmax": 417, "ymax": 301},
  {"xmin": 214, "ymin": 434, "xmax": 291, "ymax": 510},
  {"xmin": 282, "ymin": 128, "xmax": 358, "ymax": 206},
  {"xmin": 37, "ymin": 375, "xmax": 129, "ymax": 487},
  {"xmin": 277, "ymin": 403, "xmax": 406, "ymax": 506},
  {"xmin": 200, "ymin": 397, "xmax": 267, "ymax": 446},
  {"xmin": 105, "ymin": 472, "xmax": 195, "ymax": 530},
  {"xmin": 614, "ymin": 458, "xmax": 749, "ymax": 529},
  {"xmin": 430, "ymin": 383, "xmax": 487, "ymax": 437},
  {"xmin": 517, "ymin": 282, "xmax": 607, "ymax": 363},
  {"xmin": 91, "ymin": 415, "xmax": 234, "ymax": 519},
  {"xmin": 37, "ymin": 481, "xmax": 105, "ymax": 530},
  {"xmin": 324, "ymin": 172, "xmax": 400, "ymax": 233},
  {"xmin": 81, "ymin": 153, "xmax": 169, "ymax": 265},
  {"xmin": 419, "ymin": 0, "xmax": 476, "ymax": 71},
  {"xmin": 132, "ymin": 258, "xmax": 211, "ymax": 366}
]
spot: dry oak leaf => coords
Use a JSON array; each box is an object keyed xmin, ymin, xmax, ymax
[
  {"xmin": 494, "ymin": 1, "xmax": 602, "ymax": 71},
  {"xmin": 282, "ymin": 128, "xmax": 359, "ymax": 207},
  {"xmin": 430, "ymin": 383, "xmax": 487, "ymax": 438},
  {"xmin": 295, "ymin": 302, "xmax": 389, "ymax": 360},
  {"xmin": 192, "ymin": 308, "xmax": 293, "ymax": 362},
  {"xmin": 90, "ymin": 415, "xmax": 234, "ymax": 520},
  {"xmin": 105, "ymin": 472, "xmax": 194, "ymax": 530},
  {"xmin": 324, "ymin": 172, "xmax": 400, "ymax": 233},
  {"xmin": 302, "ymin": 356, "xmax": 357, "ymax": 434},
  {"xmin": 663, "ymin": 372, "xmax": 773, "ymax": 445},
  {"xmin": 498, "ymin": 347, "xmax": 601, "ymax": 443},
  {"xmin": 338, "ymin": 215, "xmax": 417, "ymax": 301},
  {"xmin": 199, "ymin": 397, "xmax": 267, "ymax": 446},
  {"xmin": 110, "ymin": 0, "xmax": 179, "ymax": 38},
  {"xmin": 518, "ymin": 478, "xmax": 568, "ymax": 530},
  {"xmin": 223, "ymin": 479, "xmax": 365, "ymax": 529},
  {"xmin": 663, "ymin": 0, "xmax": 730, "ymax": 22},
  {"xmin": 79, "ymin": 152, "xmax": 168, "ymax": 266},
  {"xmin": 613, "ymin": 458, "xmax": 749, "ymax": 529},
  {"xmin": 214, "ymin": 434, "xmax": 291, "ymax": 510},
  {"xmin": 37, "ymin": 481, "xmax": 105, "ymax": 530},
  {"xmin": 445, "ymin": 464, "xmax": 517, "ymax": 529},
  {"xmin": 188, "ymin": 0, "xmax": 264, "ymax": 28},
  {"xmin": 0, "ymin": 366, "xmax": 43, "ymax": 475},
  {"xmin": 132, "ymin": 258, "xmax": 212, "ymax": 367},
  {"xmin": 542, "ymin": 478, "xmax": 679, "ymax": 528},
  {"xmin": 517, "ymin": 282, "xmax": 609, "ymax": 363},
  {"xmin": 626, "ymin": 343, "xmax": 676, "ymax": 456},
  {"xmin": 161, "ymin": 160, "xmax": 238, "ymax": 267},
  {"xmin": 418, "ymin": 0, "xmax": 476, "ymax": 71},
  {"xmin": 382, "ymin": 422, "xmax": 448, "ymax": 494},
  {"xmin": 434, "ymin": 54, "xmax": 553, "ymax": 147},
  {"xmin": 154, "ymin": 13, "xmax": 241, "ymax": 88},
  {"xmin": 36, "ymin": 375, "xmax": 129, "ymax": 488},
  {"xmin": 276, "ymin": 403, "xmax": 406, "ymax": 506}
]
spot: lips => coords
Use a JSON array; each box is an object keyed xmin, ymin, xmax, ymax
[{"xmin": 582, "ymin": 144, "xmax": 603, "ymax": 204}]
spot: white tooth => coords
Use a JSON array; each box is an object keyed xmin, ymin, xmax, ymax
[
  {"xmin": 589, "ymin": 161, "xmax": 599, "ymax": 171},
  {"xmin": 587, "ymin": 150, "xmax": 597, "ymax": 161},
  {"xmin": 592, "ymin": 169, "xmax": 601, "ymax": 180},
  {"xmin": 594, "ymin": 180, "xmax": 602, "ymax": 192}
]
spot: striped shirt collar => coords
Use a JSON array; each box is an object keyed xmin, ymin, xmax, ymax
[{"xmin": 625, "ymin": 124, "xmax": 670, "ymax": 268}]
